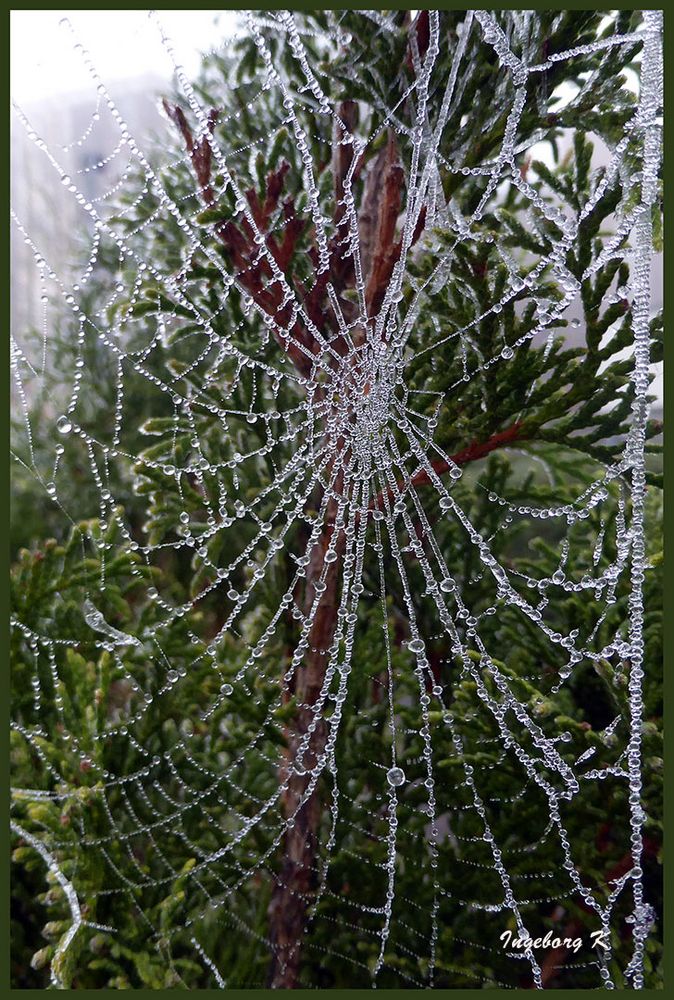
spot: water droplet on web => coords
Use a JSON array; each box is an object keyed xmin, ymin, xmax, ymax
[
  {"xmin": 387, "ymin": 766, "xmax": 406, "ymax": 788},
  {"xmin": 56, "ymin": 416, "xmax": 72, "ymax": 434}
]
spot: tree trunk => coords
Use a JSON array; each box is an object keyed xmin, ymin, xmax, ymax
[{"xmin": 267, "ymin": 479, "xmax": 344, "ymax": 988}]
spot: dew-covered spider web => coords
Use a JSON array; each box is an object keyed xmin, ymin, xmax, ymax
[{"xmin": 10, "ymin": 9, "xmax": 662, "ymax": 990}]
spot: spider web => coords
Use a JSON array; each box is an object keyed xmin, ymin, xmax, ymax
[{"xmin": 10, "ymin": 9, "xmax": 662, "ymax": 990}]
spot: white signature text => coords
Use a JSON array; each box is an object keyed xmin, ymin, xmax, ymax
[{"xmin": 500, "ymin": 928, "xmax": 610, "ymax": 955}]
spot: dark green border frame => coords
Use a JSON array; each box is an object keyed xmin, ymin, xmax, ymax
[{"xmin": 3, "ymin": 4, "xmax": 668, "ymax": 996}]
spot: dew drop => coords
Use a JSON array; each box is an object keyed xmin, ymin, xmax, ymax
[{"xmin": 387, "ymin": 766, "xmax": 406, "ymax": 788}]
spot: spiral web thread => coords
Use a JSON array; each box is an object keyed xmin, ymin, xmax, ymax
[{"xmin": 10, "ymin": 10, "xmax": 662, "ymax": 989}]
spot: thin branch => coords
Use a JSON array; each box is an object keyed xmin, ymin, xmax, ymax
[{"xmin": 373, "ymin": 421, "xmax": 525, "ymax": 511}]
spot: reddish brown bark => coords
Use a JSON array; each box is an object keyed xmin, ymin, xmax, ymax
[
  {"xmin": 267, "ymin": 473, "xmax": 345, "ymax": 988},
  {"xmin": 162, "ymin": 100, "xmax": 219, "ymax": 205}
]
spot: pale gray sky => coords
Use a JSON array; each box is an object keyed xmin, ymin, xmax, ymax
[{"xmin": 11, "ymin": 10, "xmax": 239, "ymax": 105}]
